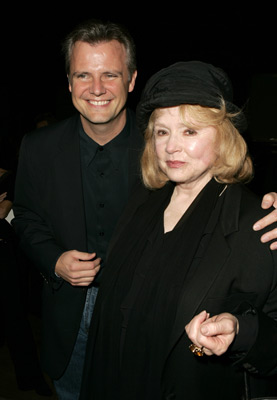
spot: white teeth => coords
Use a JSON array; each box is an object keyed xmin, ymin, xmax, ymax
[{"xmin": 88, "ymin": 100, "xmax": 110, "ymax": 106}]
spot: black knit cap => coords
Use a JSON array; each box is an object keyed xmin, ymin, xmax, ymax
[{"xmin": 136, "ymin": 61, "xmax": 247, "ymax": 133}]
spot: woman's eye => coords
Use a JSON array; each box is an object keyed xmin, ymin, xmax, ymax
[
  {"xmin": 185, "ymin": 129, "xmax": 197, "ymax": 136},
  {"xmin": 155, "ymin": 129, "xmax": 167, "ymax": 136}
]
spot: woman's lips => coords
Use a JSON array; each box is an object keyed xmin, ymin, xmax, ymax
[{"xmin": 166, "ymin": 160, "xmax": 185, "ymax": 168}]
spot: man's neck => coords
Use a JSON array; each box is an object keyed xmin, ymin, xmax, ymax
[{"xmin": 80, "ymin": 109, "xmax": 127, "ymax": 146}]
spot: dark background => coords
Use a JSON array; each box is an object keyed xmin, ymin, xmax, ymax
[
  {"xmin": 0, "ymin": 9, "xmax": 276, "ymax": 400},
  {"xmin": 1, "ymin": 6, "xmax": 276, "ymax": 193}
]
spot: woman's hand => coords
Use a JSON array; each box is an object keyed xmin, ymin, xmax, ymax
[{"xmin": 185, "ymin": 310, "xmax": 239, "ymax": 356}]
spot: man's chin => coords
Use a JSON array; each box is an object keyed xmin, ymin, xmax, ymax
[{"xmin": 81, "ymin": 107, "xmax": 127, "ymax": 126}]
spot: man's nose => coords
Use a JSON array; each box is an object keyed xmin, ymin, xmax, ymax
[{"xmin": 89, "ymin": 78, "xmax": 106, "ymax": 96}]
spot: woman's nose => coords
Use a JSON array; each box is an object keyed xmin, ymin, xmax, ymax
[{"xmin": 166, "ymin": 134, "xmax": 182, "ymax": 153}]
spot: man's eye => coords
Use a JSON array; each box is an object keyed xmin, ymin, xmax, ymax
[
  {"xmin": 103, "ymin": 73, "xmax": 117, "ymax": 79},
  {"xmin": 76, "ymin": 73, "xmax": 89, "ymax": 79}
]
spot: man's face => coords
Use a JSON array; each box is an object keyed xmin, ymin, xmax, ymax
[{"xmin": 68, "ymin": 40, "xmax": 137, "ymax": 131}]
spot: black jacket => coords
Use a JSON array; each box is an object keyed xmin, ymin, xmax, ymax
[
  {"xmin": 12, "ymin": 110, "xmax": 143, "ymax": 379},
  {"xmin": 80, "ymin": 182, "xmax": 277, "ymax": 400}
]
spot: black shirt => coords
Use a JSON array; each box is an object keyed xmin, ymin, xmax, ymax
[{"xmin": 79, "ymin": 116, "xmax": 130, "ymax": 281}]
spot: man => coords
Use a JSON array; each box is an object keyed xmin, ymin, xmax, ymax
[
  {"xmin": 13, "ymin": 19, "xmax": 141, "ymax": 400},
  {"xmin": 12, "ymin": 19, "xmax": 277, "ymax": 400}
]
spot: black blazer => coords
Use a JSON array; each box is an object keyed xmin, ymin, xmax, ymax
[
  {"xmin": 162, "ymin": 184, "xmax": 277, "ymax": 399},
  {"xmin": 80, "ymin": 182, "xmax": 277, "ymax": 400},
  {"xmin": 12, "ymin": 110, "xmax": 143, "ymax": 379}
]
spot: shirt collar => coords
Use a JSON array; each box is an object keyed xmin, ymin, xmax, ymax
[{"xmin": 79, "ymin": 113, "xmax": 130, "ymax": 168}]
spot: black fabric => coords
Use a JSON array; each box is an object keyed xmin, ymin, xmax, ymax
[
  {"xmin": 12, "ymin": 110, "xmax": 144, "ymax": 379},
  {"xmin": 80, "ymin": 181, "xmax": 277, "ymax": 400},
  {"xmin": 0, "ymin": 239, "xmax": 42, "ymax": 382},
  {"xmin": 0, "ymin": 170, "xmax": 50, "ymax": 392},
  {"xmin": 80, "ymin": 179, "xmax": 225, "ymax": 399},
  {"xmin": 136, "ymin": 61, "xmax": 247, "ymax": 133},
  {"xmin": 79, "ymin": 114, "xmax": 130, "ymax": 283}
]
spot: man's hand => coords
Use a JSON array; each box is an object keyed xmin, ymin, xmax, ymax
[
  {"xmin": 55, "ymin": 250, "xmax": 101, "ymax": 286},
  {"xmin": 253, "ymin": 192, "xmax": 277, "ymax": 250},
  {"xmin": 185, "ymin": 311, "xmax": 239, "ymax": 356}
]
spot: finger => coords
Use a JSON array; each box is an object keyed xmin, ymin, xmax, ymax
[
  {"xmin": 270, "ymin": 241, "xmax": 277, "ymax": 250},
  {"xmin": 71, "ymin": 278, "xmax": 96, "ymax": 287},
  {"xmin": 75, "ymin": 251, "xmax": 97, "ymax": 261},
  {"xmin": 202, "ymin": 346, "xmax": 213, "ymax": 356},
  {"xmin": 185, "ymin": 310, "xmax": 208, "ymax": 333},
  {"xmin": 261, "ymin": 193, "xmax": 277, "ymax": 209},
  {"xmin": 201, "ymin": 338, "xmax": 231, "ymax": 356},
  {"xmin": 193, "ymin": 310, "xmax": 209, "ymax": 325},
  {"xmin": 75, "ymin": 261, "xmax": 101, "ymax": 275},
  {"xmin": 200, "ymin": 320, "xmax": 234, "ymax": 337},
  {"xmin": 185, "ymin": 311, "xmax": 210, "ymax": 348},
  {"xmin": 68, "ymin": 267, "xmax": 101, "ymax": 285},
  {"xmin": 260, "ymin": 227, "xmax": 277, "ymax": 244},
  {"xmin": 253, "ymin": 209, "xmax": 277, "ymax": 231},
  {"xmin": 77, "ymin": 257, "xmax": 102, "ymax": 271}
]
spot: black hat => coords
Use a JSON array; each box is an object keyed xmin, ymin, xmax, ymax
[{"xmin": 136, "ymin": 61, "xmax": 247, "ymax": 133}]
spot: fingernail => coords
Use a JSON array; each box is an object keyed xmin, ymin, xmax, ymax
[
  {"xmin": 253, "ymin": 224, "xmax": 260, "ymax": 231},
  {"xmin": 261, "ymin": 235, "xmax": 268, "ymax": 243}
]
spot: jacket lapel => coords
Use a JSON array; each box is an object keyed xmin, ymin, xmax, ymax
[
  {"xmin": 167, "ymin": 184, "xmax": 242, "ymax": 353},
  {"xmin": 168, "ymin": 227, "xmax": 231, "ymax": 350}
]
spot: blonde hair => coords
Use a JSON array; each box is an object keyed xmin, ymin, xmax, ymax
[{"xmin": 141, "ymin": 102, "xmax": 253, "ymax": 189}]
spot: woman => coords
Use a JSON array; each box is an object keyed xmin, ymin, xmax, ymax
[{"xmin": 80, "ymin": 61, "xmax": 277, "ymax": 399}]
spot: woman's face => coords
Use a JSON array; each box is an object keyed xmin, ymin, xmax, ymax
[{"xmin": 154, "ymin": 106, "xmax": 218, "ymax": 189}]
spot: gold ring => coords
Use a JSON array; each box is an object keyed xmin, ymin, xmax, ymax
[{"xmin": 189, "ymin": 343, "xmax": 204, "ymax": 357}]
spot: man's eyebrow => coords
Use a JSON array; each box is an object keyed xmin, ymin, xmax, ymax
[
  {"xmin": 72, "ymin": 69, "xmax": 124, "ymax": 77},
  {"xmin": 72, "ymin": 71, "xmax": 88, "ymax": 76},
  {"xmin": 102, "ymin": 69, "xmax": 123, "ymax": 76}
]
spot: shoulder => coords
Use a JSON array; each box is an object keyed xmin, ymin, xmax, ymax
[
  {"xmin": 233, "ymin": 184, "xmax": 273, "ymax": 220},
  {"xmin": 22, "ymin": 114, "xmax": 80, "ymax": 148},
  {"xmin": 224, "ymin": 183, "xmax": 271, "ymax": 220},
  {"xmin": 222, "ymin": 183, "xmax": 277, "ymax": 242},
  {"xmin": 19, "ymin": 114, "xmax": 80, "ymax": 165}
]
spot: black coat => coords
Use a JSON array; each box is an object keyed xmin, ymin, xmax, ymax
[
  {"xmin": 80, "ymin": 182, "xmax": 277, "ymax": 400},
  {"xmin": 12, "ymin": 110, "xmax": 143, "ymax": 379}
]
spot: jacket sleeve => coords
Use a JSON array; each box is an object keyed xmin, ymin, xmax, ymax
[
  {"xmin": 12, "ymin": 134, "xmax": 65, "ymax": 288},
  {"xmin": 243, "ymin": 307, "xmax": 277, "ymax": 375},
  {"xmin": 218, "ymin": 185, "xmax": 277, "ymax": 376},
  {"xmin": 230, "ymin": 250, "xmax": 277, "ymax": 376}
]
